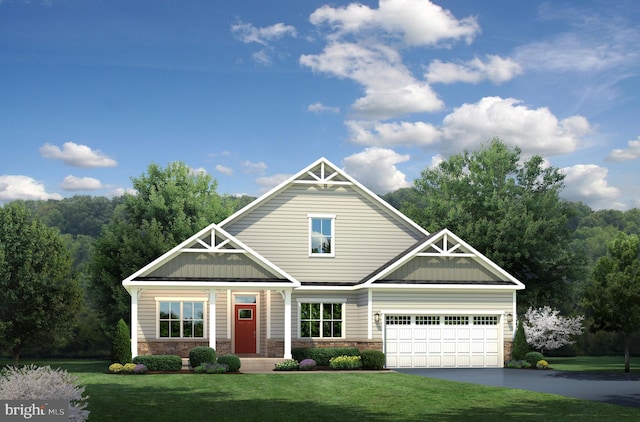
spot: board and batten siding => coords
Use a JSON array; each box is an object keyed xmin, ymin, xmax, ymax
[
  {"xmin": 146, "ymin": 253, "xmax": 277, "ymax": 279},
  {"xmin": 371, "ymin": 289, "xmax": 514, "ymax": 342},
  {"xmin": 137, "ymin": 289, "xmax": 228, "ymax": 342},
  {"xmin": 383, "ymin": 256, "xmax": 505, "ymax": 282},
  {"xmin": 224, "ymin": 184, "xmax": 424, "ymax": 283}
]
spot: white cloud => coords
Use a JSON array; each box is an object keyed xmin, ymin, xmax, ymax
[
  {"xmin": 561, "ymin": 164, "xmax": 622, "ymax": 210},
  {"xmin": 425, "ymin": 55, "xmax": 523, "ymax": 85},
  {"xmin": 40, "ymin": 142, "xmax": 117, "ymax": 168},
  {"xmin": 256, "ymin": 173, "xmax": 291, "ymax": 194},
  {"xmin": 346, "ymin": 120, "xmax": 440, "ymax": 147},
  {"xmin": 0, "ymin": 175, "xmax": 62, "ymax": 201},
  {"xmin": 231, "ymin": 21, "xmax": 297, "ymax": 45},
  {"xmin": 60, "ymin": 175, "xmax": 104, "ymax": 191},
  {"xmin": 310, "ymin": 0, "xmax": 480, "ymax": 47},
  {"xmin": 307, "ymin": 102, "xmax": 340, "ymax": 113},
  {"xmin": 215, "ymin": 165, "xmax": 234, "ymax": 176},
  {"xmin": 606, "ymin": 137, "xmax": 640, "ymax": 162},
  {"xmin": 301, "ymin": 42, "xmax": 443, "ymax": 119},
  {"xmin": 343, "ymin": 147, "xmax": 411, "ymax": 194},
  {"xmin": 441, "ymin": 96, "xmax": 591, "ymax": 156},
  {"xmin": 243, "ymin": 161, "xmax": 267, "ymax": 175}
]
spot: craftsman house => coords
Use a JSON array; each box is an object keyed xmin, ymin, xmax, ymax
[{"xmin": 123, "ymin": 157, "xmax": 524, "ymax": 368}]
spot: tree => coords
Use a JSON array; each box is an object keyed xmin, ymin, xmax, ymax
[
  {"xmin": 0, "ymin": 203, "xmax": 83, "ymax": 365},
  {"xmin": 111, "ymin": 319, "xmax": 132, "ymax": 364},
  {"xmin": 523, "ymin": 306, "xmax": 584, "ymax": 354},
  {"xmin": 585, "ymin": 232, "xmax": 640, "ymax": 372},
  {"xmin": 511, "ymin": 320, "xmax": 529, "ymax": 360},
  {"xmin": 403, "ymin": 138, "xmax": 580, "ymax": 308},
  {"xmin": 88, "ymin": 161, "xmax": 234, "ymax": 332}
]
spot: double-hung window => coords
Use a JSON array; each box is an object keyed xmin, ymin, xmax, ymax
[
  {"xmin": 309, "ymin": 214, "xmax": 335, "ymax": 257},
  {"xmin": 299, "ymin": 301, "xmax": 344, "ymax": 338},
  {"xmin": 158, "ymin": 300, "xmax": 205, "ymax": 338}
]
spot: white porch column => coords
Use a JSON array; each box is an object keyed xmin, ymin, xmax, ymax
[
  {"xmin": 283, "ymin": 289, "xmax": 292, "ymax": 359},
  {"xmin": 209, "ymin": 289, "xmax": 217, "ymax": 350},
  {"xmin": 130, "ymin": 288, "xmax": 138, "ymax": 359}
]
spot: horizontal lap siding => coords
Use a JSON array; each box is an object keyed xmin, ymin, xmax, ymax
[
  {"xmin": 225, "ymin": 185, "xmax": 423, "ymax": 283},
  {"xmin": 372, "ymin": 290, "xmax": 514, "ymax": 343}
]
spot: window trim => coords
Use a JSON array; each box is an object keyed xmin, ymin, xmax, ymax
[
  {"xmin": 155, "ymin": 297, "xmax": 208, "ymax": 339},
  {"xmin": 308, "ymin": 214, "xmax": 336, "ymax": 257},
  {"xmin": 297, "ymin": 298, "xmax": 346, "ymax": 339}
]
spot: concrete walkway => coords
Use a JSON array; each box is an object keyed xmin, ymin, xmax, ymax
[{"xmin": 395, "ymin": 368, "xmax": 640, "ymax": 408}]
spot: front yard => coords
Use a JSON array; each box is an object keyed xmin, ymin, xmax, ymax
[{"xmin": 10, "ymin": 359, "xmax": 638, "ymax": 421}]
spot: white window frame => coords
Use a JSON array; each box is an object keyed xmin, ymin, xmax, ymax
[
  {"xmin": 297, "ymin": 298, "xmax": 346, "ymax": 339},
  {"xmin": 308, "ymin": 214, "xmax": 336, "ymax": 257},
  {"xmin": 155, "ymin": 297, "xmax": 208, "ymax": 339}
]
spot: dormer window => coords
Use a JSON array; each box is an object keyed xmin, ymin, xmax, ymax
[{"xmin": 308, "ymin": 214, "xmax": 335, "ymax": 257}]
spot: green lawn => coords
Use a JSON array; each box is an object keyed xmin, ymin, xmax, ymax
[
  {"xmin": 547, "ymin": 356, "xmax": 640, "ymax": 372},
  {"xmin": 4, "ymin": 359, "xmax": 638, "ymax": 421}
]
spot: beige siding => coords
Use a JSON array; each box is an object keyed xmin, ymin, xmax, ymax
[
  {"xmin": 147, "ymin": 253, "xmax": 277, "ymax": 279},
  {"xmin": 225, "ymin": 184, "xmax": 423, "ymax": 283},
  {"xmin": 384, "ymin": 256, "xmax": 504, "ymax": 282},
  {"xmin": 372, "ymin": 289, "xmax": 514, "ymax": 343},
  {"xmin": 269, "ymin": 291, "xmax": 285, "ymax": 339}
]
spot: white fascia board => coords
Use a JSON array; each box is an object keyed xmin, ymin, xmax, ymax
[
  {"xmin": 295, "ymin": 284, "xmax": 359, "ymax": 291},
  {"xmin": 365, "ymin": 284, "xmax": 524, "ymax": 291}
]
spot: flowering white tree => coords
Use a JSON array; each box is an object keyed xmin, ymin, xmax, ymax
[{"xmin": 523, "ymin": 306, "xmax": 584, "ymax": 354}]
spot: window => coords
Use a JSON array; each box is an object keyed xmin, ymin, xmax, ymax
[
  {"xmin": 159, "ymin": 301, "xmax": 205, "ymax": 338},
  {"xmin": 444, "ymin": 316, "xmax": 469, "ymax": 325},
  {"xmin": 416, "ymin": 315, "xmax": 440, "ymax": 325},
  {"xmin": 473, "ymin": 316, "xmax": 498, "ymax": 325},
  {"xmin": 386, "ymin": 315, "xmax": 411, "ymax": 325},
  {"xmin": 299, "ymin": 302, "xmax": 343, "ymax": 338},
  {"xmin": 309, "ymin": 214, "xmax": 335, "ymax": 256}
]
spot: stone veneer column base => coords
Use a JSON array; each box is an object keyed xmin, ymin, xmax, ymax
[{"xmin": 137, "ymin": 339, "xmax": 232, "ymax": 357}]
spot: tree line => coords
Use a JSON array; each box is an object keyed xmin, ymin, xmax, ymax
[{"xmin": 1, "ymin": 141, "xmax": 639, "ymax": 364}]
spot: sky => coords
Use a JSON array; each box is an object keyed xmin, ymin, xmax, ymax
[{"xmin": 1, "ymin": 0, "xmax": 639, "ymax": 211}]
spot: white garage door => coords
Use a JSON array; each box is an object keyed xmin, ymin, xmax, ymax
[{"xmin": 385, "ymin": 314, "xmax": 502, "ymax": 368}]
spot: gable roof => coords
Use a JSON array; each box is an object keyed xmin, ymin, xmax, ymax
[
  {"xmin": 122, "ymin": 222, "xmax": 300, "ymax": 292},
  {"xmin": 360, "ymin": 229, "xmax": 525, "ymax": 290},
  {"xmin": 219, "ymin": 157, "xmax": 429, "ymax": 237}
]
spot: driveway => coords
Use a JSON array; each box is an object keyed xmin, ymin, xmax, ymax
[{"xmin": 395, "ymin": 368, "xmax": 640, "ymax": 408}]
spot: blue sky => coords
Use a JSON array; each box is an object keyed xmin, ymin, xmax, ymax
[{"xmin": 1, "ymin": 0, "xmax": 639, "ymax": 210}]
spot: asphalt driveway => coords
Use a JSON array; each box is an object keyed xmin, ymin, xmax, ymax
[{"xmin": 395, "ymin": 368, "xmax": 640, "ymax": 408}]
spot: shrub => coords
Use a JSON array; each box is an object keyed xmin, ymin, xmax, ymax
[
  {"xmin": 122, "ymin": 363, "xmax": 137, "ymax": 373},
  {"xmin": 299, "ymin": 359, "xmax": 317, "ymax": 370},
  {"xmin": 360, "ymin": 350, "xmax": 386, "ymax": 370},
  {"xmin": 505, "ymin": 360, "xmax": 531, "ymax": 369},
  {"xmin": 189, "ymin": 346, "xmax": 217, "ymax": 369},
  {"xmin": 292, "ymin": 347, "xmax": 360, "ymax": 366},
  {"xmin": 194, "ymin": 363, "xmax": 227, "ymax": 374},
  {"xmin": 217, "ymin": 355, "xmax": 241, "ymax": 372},
  {"xmin": 0, "ymin": 364, "xmax": 90, "ymax": 421},
  {"xmin": 133, "ymin": 355, "xmax": 183, "ymax": 371},
  {"xmin": 108, "ymin": 363, "xmax": 124, "ymax": 373},
  {"xmin": 329, "ymin": 355, "xmax": 362, "ymax": 370},
  {"xmin": 525, "ymin": 351, "xmax": 544, "ymax": 367},
  {"xmin": 274, "ymin": 359, "xmax": 299, "ymax": 371},
  {"xmin": 133, "ymin": 364, "xmax": 148, "ymax": 374},
  {"xmin": 511, "ymin": 320, "xmax": 530, "ymax": 360},
  {"xmin": 111, "ymin": 319, "xmax": 132, "ymax": 364},
  {"xmin": 536, "ymin": 359, "xmax": 549, "ymax": 369}
]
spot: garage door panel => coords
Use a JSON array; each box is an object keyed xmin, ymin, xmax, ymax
[
  {"xmin": 414, "ymin": 328, "xmax": 427, "ymax": 340},
  {"xmin": 414, "ymin": 342, "xmax": 427, "ymax": 353},
  {"xmin": 457, "ymin": 328, "xmax": 470, "ymax": 340},
  {"xmin": 428, "ymin": 342, "xmax": 441, "ymax": 353},
  {"xmin": 428, "ymin": 328, "xmax": 442, "ymax": 340},
  {"xmin": 399, "ymin": 328, "xmax": 413, "ymax": 340},
  {"xmin": 457, "ymin": 342, "xmax": 470, "ymax": 353}
]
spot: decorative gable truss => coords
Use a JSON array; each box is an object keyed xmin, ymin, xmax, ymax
[
  {"xmin": 363, "ymin": 229, "xmax": 525, "ymax": 289},
  {"xmin": 122, "ymin": 223, "xmax": 299, "ymax": 292}
]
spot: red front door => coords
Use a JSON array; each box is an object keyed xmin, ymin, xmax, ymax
[{"xmin": 235, "ymin": 304, "xmax": 256, "ymax": 354}]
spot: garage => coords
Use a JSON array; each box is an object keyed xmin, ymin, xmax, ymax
[{"xmin": 384, "ymin": 314, "xmax": 502, "ymax": 368}]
